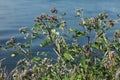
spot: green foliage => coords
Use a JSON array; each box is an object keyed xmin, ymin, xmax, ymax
[
  {"xmin": 63, "ymin": 52, "xmax": 74, "ymax": 61},
  {"xmin": 0, "ymin": 8, "xmax": 120, "ymax": 80}
]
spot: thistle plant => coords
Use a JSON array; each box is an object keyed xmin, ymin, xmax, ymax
[{"xmin": 0, "ymin": 8, "xmax": 120, "ymax": 80}]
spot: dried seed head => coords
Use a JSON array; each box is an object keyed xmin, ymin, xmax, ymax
[
  {"xmin": 46, "ymin": 64, "xmax": 53, "ymax": 70},
  {"xmin": 108, "ymin": 51, "xmax": 115, "ymax": 60},
  {"xmin": 84, "ymin": 51, "xmax": 91, "ymax": 57},
  {"xmin": 42, "ymin": 58, "xmax": 47, "ymax": 65},
  {"xmin": 104, "ymin": 61, "xmax": 111, "ymax": 68},
  {"xmin": 75, "ymin": 8, "xmax": 83, "ymax": 16},
  {"xmin": 115, "ymin": 70, "xmax": 120, "ymax": 80},
  {"xmin": 6, "ymin": 37, "xmax": 15, "ymax": 45},
  {"xmin": 115, "ymin": 31, "xmax": 120, "ymax": 38},
  {"xmin": 98, "ymin": 12, "xmax": 108, "ymax": 20},
  {"xmin": 50, "ymin": 8, "xmax": 57, "ymax": 13},
  {"xmin": 109, "ymin": 19, "xmax": 114, "ymax": 26}
]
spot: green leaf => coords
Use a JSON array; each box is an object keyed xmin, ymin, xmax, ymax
[
  {"xmin": 11, "ymin": 52, "xmax": 18, "ymax": 57},
  {"xmin": 55, "ymin": 24, "xmax": 60, "ymax": 28},
  {"xmin": 49, "ymin": 26, "xmax": 54, "ymax": 29},
  {"xmin": 21, "ymin": 44, "xmax": 30, "ymax": 48},
  {"xmin": 32, "ymin": 56, "xmax": 41, "ymax": 62},
  {"xmin": 92, "ymin": 43, "xmax": 99, "ymax": 49},
  {"xmin": 40, "ymin": 39, "xmax": 51, "ymax": 47},
  {"xmin": 55, "ymin": 40, "xmax": 60, "ymax": 53},
  {"xmin": 80, "ymin": 58, "xmax": 90, "ymax": 69},
  {"xmin": 63, "ymin": 52, "xmax": 74, "ymax": 61},
  {"xmin": 98, "ymin": 38, "xmax": 105, "ymax": 44},
  {"xmin": 116, "ymin": 30, "xmax": 120, "ymax": 33},
  {"xmin": 69, "ymin": 28, "xmax": 76, "ymax": 32},
  {"xmin": 110, "ymin": 25, "xmax": 114, "ymax": 28},
  {"xmin": 70, "ymin": 29, "xmax": 85, "ymax": 38},
  {"xmin": 76, "ymin": 31, "xmax": 85, "ymax": 37},
  {"xmin": 5, "ymin": 46, "xmax": 13, "ymax": 49},
  {"xmin": 72, "ymin": 32, "xmax": 85, "ymax": 38},
  {"xmin": 33, "ymin": 23, "xmax": 41, "ymax": 31}
]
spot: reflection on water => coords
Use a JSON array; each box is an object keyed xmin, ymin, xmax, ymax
[{"xmin": 0, "ymin": 0, "xmax": 120, "ymax": 71}]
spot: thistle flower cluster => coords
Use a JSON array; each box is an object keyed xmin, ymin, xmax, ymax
[
  {"xmin": 34, "ymin": 13, "xmax": 47, "ymax": 22},
  {"xmin": 34, "ymin": 13, "xmax": 58, "ymax": 23}
]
